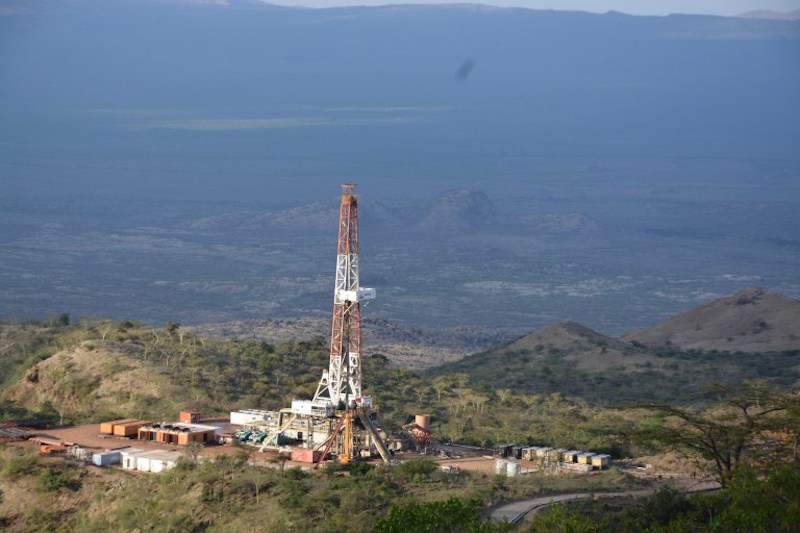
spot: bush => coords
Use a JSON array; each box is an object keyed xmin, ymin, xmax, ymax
[
  {"xmin": 1, "ymin": 449, "xmax": 40, "ymax": 480},
  {"xmin": 35, "ymin": 467, "xmax": 79, "ymax": 493},
  {"xmin": 397, "ymin": 457, "xmax": 438, "ymax": 480},
  {"xmin": 376, "ymin": 497, "xmax": 511, "ymax": 533}
]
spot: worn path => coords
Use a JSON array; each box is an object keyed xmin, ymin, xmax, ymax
[{"xmin": 490, "ymin": 482, "xmax": 719, "ymax": 525}]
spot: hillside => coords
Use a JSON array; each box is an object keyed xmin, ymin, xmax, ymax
[
  {"xmin": 191, "ymin": 316, "xmax": 507, "ymax": 369},
  {"xmin": 0, "ymin": 321, "xmax": 331, "ymax": 424},
  {"xmin": 4, "ymin": 340, "xmax": 176, "ymax": 423},
  {"xmin": 624, "ymin": 287, "xmax": 800, "ymax": 352},
  {"xmin": 427, "ymin": 288, "xmax": 800, "ymax": 404}
]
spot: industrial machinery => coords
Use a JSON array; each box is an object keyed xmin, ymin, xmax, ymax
[{"xmin": 259, "ymin": 184, "xmax": 390, "ymax": 464}]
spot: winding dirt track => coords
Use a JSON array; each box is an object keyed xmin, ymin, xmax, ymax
[{"xmin": 490, "ymin": 482, "xmax": 720, "ymax": 525}]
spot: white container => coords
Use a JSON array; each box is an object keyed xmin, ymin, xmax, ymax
[
  {"xmin": 494, "ymin": 458, "xmax": 508, "ymax": 475},
  {"xmin": 92, "ymin": 450, "xmax": 122, "ymax": 467},
  {"xmin": 230, "ymin": 409, "xmax": 273, "ymax": 425},
  {"xmin": 291, "ymin": 400, "xmax": 333, "ymax": 417},
  {"xmin": 120, "ymin": 448, "xmax": 145, "ymax": 470},
  {"xmin": 506, "ymin": 461, "xmax": 521, "ymax": 477}
]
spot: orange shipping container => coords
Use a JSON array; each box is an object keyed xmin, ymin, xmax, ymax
[
  {"xmin": 179, "ymin": 411, "xmax": 200, "ymax": 424},
  {"xmin": 100, "ymin": 418, "xmax": 138, "ymax": 435},
  {"xmin": 291, "ymin": 449, "xmax": 323, "ymax": 463},
  {"xmin": 113, "ymin": 421, "xmax": 149, "ymax": 438}
]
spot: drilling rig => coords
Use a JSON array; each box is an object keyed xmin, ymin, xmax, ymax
[
  {"xmin": 312, "ymin": 182, "xmax": 374, "ymax": 408},
  {"xmin": 259, "ymin": 184, "xmax": 391, "ymax": 464}
]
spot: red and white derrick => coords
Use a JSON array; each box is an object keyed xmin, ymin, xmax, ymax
[{"xmin": 313, "ymin": 183, "xmax": 376, "ymax": 409}]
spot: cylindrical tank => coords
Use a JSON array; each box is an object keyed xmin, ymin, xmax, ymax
[
  {"xmin": 494, "ymin": 459, "xmax": 508, "ymax": 475},
  {"xmin": 415, "ymin": 414, "xmax": 431, "ymax": 429}
]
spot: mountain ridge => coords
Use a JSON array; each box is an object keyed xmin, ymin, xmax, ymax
[
  {"xmin": 426, "ymin": 288, "xmax": 800, "ymax": 403},
  {"xmin": 624, "ymin": 287, "xmax": 800, "ymax": 352}
]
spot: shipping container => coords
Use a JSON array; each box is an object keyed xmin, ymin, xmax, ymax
[
  {"xmin": 92, "ymin": 450, "xmax": 122, "ymax": 467},
  {"xmin": 291, "ymin": 448, "xmax": 323, "ymax": 463},
  {"xmin": 100, "ymin": 419, "xmax": 138, "ymax": 435},
  {"xmin": 230, "ymin": 409, "xmax": 274, "ymax": 425},
  {"xmin": 113, "ymin": 421, "xmax": 149, "ymax": 438},
  {"xmin": 179, "ymin": 410, "xmax": 200, "ymax": 424}
]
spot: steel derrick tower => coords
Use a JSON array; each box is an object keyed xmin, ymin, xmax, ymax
[{"xmin": 313, "ymin": 184, "xmax": 375, "ymax": 408}]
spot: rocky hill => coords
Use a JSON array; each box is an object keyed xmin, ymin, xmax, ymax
[
  {"xmin": 4, "ymin": 340, "xmax": 178, "ymax": 423},
  {"xmin": 0, "ymin": 322, "xmax": 337, "ymax": 424},
  {"xmin": 624, "ymin": 287, "xmax": 800, "ymax": 352},
  {"xmin": 427, "ymin": 289, "xmax": 800, "ymax": 403}
]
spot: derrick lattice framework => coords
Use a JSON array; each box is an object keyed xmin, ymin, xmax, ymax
[{"xmin": 314, "ymin": 184, "xmax": 375, "ymax": 408}]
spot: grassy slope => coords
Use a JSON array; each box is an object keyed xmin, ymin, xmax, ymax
[
  {"xmin": 0, "ymin": 445, "xmax": 645, "ymax": 532},
  {"xmin": 426, "ymin": 321, "xmax": 800, "ymax": 404}
]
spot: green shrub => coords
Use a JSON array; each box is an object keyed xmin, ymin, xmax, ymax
[
  {"xmin": 35, "ymin": 466, "xmax": 79, "ymax": 493},
  {"xmin": 1, "ymin": 449, "xmax": 40, "ymax": 480}
]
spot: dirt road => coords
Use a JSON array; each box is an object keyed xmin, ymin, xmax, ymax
[{"xmin": 490, "ymin": 482, "xmax": 719, "ymax": 525}]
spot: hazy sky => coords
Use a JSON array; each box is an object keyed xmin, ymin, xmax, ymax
[{"xmin": 265, "ymin": 0, "xmax": 800, "ymax": 16}]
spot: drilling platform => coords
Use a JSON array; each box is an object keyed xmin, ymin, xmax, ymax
[{"xmin": 254, "ymin": 184, "xmax": 392, "ymax": 464}]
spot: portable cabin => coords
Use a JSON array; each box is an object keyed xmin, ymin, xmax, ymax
[
  {"xmin": 120, "ymin": 448, "xmax": 146, "ymax": 469},
  {"xmin": 495, "ymin": 443, "xmax": 514, "ymax": 458},
  {"xmin": 561, "ymin": 450, "xmax": 580, "ymax": 463},
  {"xmin": 137, "ymin": 422, "xmax": 218, "ymax": 445},
  {"xmin": 548, "ymin": 448, "xmax": 567, "ymax": 461},
  {"xmin": 591, "ymin": 454, "xmax": 611, "ymax": 469},
  {"xmin": 523, "ymin": 447, "xmax": 539, "ymax": 460},
  {"xmin": 577, "ymin": 453, "xmax": 595, "ymax": 465},
  {"xmin": 141, "ymin": 451, "xmax": 182, "ymax": 473},
  {"xmin": 535, "ymin": 447, "xmax": 553, "ymax": 458},
  {"xmin": 92, "ymin": 450, "xmax": 122, "ymax": 467}
]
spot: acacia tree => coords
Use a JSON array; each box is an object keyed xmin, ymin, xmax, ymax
[{"xmin": 635, "ymin": 383, "xmax": 793, "ymax": 486}]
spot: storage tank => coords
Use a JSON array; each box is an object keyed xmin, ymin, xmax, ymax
[{"xmin": 415, "ymin": 414, "xmax": 431, "ymax": 429}]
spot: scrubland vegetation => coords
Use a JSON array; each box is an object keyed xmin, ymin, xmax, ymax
[{"xmin": 1, "ymin": 318, "xmax": 798, "ymax": 531}]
